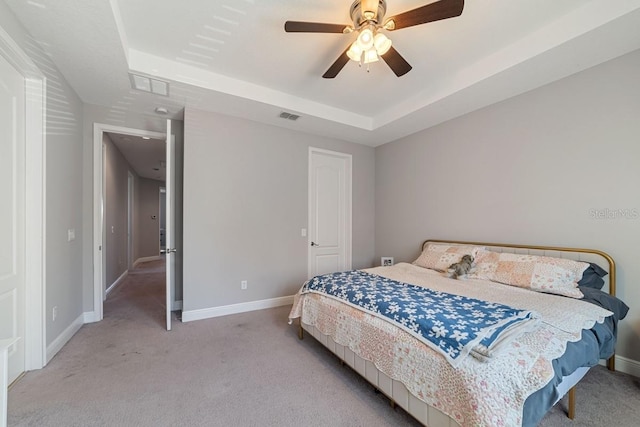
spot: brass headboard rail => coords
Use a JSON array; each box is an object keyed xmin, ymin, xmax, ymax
[{"xmin": 422, "ymin": 239, "xmax": 616, "ymax": 296}]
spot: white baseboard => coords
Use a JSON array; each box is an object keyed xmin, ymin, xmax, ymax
[
  {"xmin": 615, "ymin": 355, "xmax": 640, "ymax": 378},
  {"xmin": 46, "ymin": 313, "xmax": 84, "ymax": 364},
  {"xmin": 182, "ymin": 295, "xmax": 294, "ymax": 322},
  {"xmin": 83, "ymin": 311, "xmax": 99, "ymax": 323},
  {"xmin": 105, "ymin": 270, "xmax": 128, "ymax": 296},
  {"xmin": 133, "ymin": 255, "xmax": 162, "ymax": 267}
]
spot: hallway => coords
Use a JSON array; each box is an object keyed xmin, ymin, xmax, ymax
[{"xmin": 105, "ymin": 258, "xmax": 167, "ymax": 328}]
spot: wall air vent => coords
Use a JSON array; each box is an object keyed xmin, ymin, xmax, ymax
[{"xmin": 279, "ymin": 111, "xmax": 300, "ymax": 121}]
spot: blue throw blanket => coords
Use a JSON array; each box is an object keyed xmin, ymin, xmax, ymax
[{"xmin": 302, "ymin": 270, "xmax": 539, "ymax": 366}]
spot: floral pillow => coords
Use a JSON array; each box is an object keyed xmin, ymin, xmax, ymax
[
  {"xmin": 413, "ymin": 244, "xmax": 485, "ymax": 272},
  {"xmin": 469, "ymin": 250, "xmax": 588, "ymax": 298}
]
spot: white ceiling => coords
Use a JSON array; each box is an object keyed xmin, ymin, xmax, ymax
[{"xmin": 6, "ymin": 0, "xmax": 640, "ymax": 148}]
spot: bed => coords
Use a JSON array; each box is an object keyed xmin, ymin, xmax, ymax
[{"xmin": 288, "ymin": 239, "xmax": 629, "ymax": 427}]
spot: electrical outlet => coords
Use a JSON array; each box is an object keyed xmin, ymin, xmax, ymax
[
  {"xmin": 52, "ymin": 306, "xmax": 58, "ymax": 322},
  {"xmin": 241, "ymin": 280, "xmax": 248, "ymax": 290}
]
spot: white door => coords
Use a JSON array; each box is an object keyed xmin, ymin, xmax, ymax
[
  {"xmin": 308, "ymin": 148, "xmax": 352, "ymax": 278},
  {"xmin": 165, "ymin": 120, "xmax": 175, "ymax": 331},
  {"xmin": 0, "ymin": 52, "xmax": 26, "ymax": 384}
]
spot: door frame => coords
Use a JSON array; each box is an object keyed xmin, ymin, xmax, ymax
[
  {"xmin": 127, "ymin": 171, "xmax": 134, "ymax": 270},
  {"xmin": 307, "ymin": 147, "xmax": 352, "ymax": 278},
  {"xmin": 165, "ymin": 119, "xmax": 173, "ymax": 331},
  {"xmin": 0, "ymin": 25, "xmax": 46, "ymax": 370},
  {"xmin": 92, "ymin": 124, "xmax": 166, "ymax": 322}
]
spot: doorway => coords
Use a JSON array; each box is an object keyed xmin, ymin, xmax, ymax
[{"xmin": 92, "ymin": 123, "xmax": 181, "ymax": 327}]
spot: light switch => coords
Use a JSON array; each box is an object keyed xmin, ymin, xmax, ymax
[
  {"xmin": 67, "ymin": 229, "xmax": 75, "ymax": 242},
  {"xmin": 301, "ymin": 228, "xmax": 307, "ymax": 237}
]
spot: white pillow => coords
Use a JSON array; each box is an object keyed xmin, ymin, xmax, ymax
[
  {"xmin": 413, "ymin": 244, "xmax": 484, "ymax": 272},
  {"xmin": 468, "ymin": 250, "xmax": 588, "ymax": 298}
]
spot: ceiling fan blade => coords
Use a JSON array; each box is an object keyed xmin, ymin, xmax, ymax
[
  {"xmin": 381, "ymin": 46, "xmax": 412, "ymax": 77},
  {"xmin": 322, "ymin": 47, "xmax": 351, "ymax": 79},
  {"xmin": 385, "ymin": 0, "xmax": 464, "ymax": 31},
  {"xmin": 284, "ymin": 21, "xmax": 349, "ymax": 33}
]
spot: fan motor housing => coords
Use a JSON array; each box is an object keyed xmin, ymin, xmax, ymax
[{"xmin": 350, "ymin": 0, "xmax": 387, "ymax": 27}]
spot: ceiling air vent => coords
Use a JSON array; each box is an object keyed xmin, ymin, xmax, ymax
[
  {"xmin": 129, "ymin": 73, "xmax": 169, "ymax": 96},
  {"xmin": 279, "ymin": 111, "xmax": 300, "ymax": 121}
]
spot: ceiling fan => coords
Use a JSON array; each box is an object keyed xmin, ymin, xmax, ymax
[{"xmin": 284, "ymin": 0, "xmax": 464, "ymax": 78}]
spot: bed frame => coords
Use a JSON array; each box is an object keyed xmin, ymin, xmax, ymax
[{"xmin": 297, "ymin": 239, "xmax": 616, "ymax": 426}]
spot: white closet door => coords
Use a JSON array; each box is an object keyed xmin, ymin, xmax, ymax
[
  {"xmin": 308, "ymin": 148, "xmax": 352, "ymax": 278},
  {"xmin": 0, "ymin": 47, "xmax": 26, "ymax": 385}
]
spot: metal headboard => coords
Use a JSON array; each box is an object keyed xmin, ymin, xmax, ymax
[{"xmin": 422, "ymin": 239, "xmax": 616, "ymax": 296}]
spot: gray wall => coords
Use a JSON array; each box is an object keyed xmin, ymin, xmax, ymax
[
  {"xmin": 183, "ymin": 108, "xmax": 376, "ymax": 311},
  {"xmin": 374, "ymin": 49, "xmax": 640, "ymax": 363},
  {"xmin": 0, "ymin": 4, "xmax": 85, "ymax": 347},
  {"xmin": 103, "ymin": 134, "xmax": 131, "ymax": 287}
]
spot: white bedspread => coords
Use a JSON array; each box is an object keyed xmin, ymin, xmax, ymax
[{"xmin": 289, "ymin": 263, "xmax": 612, "ymax": 427}]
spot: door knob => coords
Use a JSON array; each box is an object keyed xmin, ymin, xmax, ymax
[{"xmin": 310, "ymin": 242, "xmax": 320, "ymax": 247}]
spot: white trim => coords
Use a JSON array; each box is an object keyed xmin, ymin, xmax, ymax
[
  {"xmin": 133, "ymin": 255, "xmax": 162, "ymax": 268},
  {"xmin": 93, "ymin": 124, "xmax": 166, "ymax": 322},
  {"xmin": 127, "ymin": 171, "xmax": 134, "ymax": 270},
  {"xmin": 1, "ymin": 338, "xmax": 19, "ymax": 427},
  {"xmin": 93, "ymin": 126, "xmax": 104, "ymax": 320},
  {"xmin": 181, "ymin": 295, "xmax": 294, "ymax": 323},
  {"xmin": 82, "ymin": 311, "xmax": 99, "ymax": 324},
  {"xmin": 610, "ymin": 355, "xmax": 640, "ymax": 378},
  {"xmin": 24, "ymin": 77, "xmax": 46, "ymax": 371},
  {"xmin": 105, "ymin": 270, "xmax": 128, "ymax": 296},
  {"xmin": 45, "ymin": 313, "xmax": 83, "ymax": 364},
  {"xmin": 165, "ymin": 119, "xmax": 173, "ymax": 331},
  {"xmin": 0, "ymin": 23, "xmax": 46, "ymax": 371}
]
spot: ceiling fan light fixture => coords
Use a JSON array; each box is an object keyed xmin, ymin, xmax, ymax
[
  {"xmin": 347, "ymin": 42, "xmax": 364, "ymax": 62},
  {"xmin": 356, "ymin": 27, "xmax": 374, "ymax": 50},
  {"xmin": 363, "ymin": 48, "xmax": 380, "ymax": 64},
  {"xmin": 373, "ymin": 32, "xmax": 392, "ymax": 55}
]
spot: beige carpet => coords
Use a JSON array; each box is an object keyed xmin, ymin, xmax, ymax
[{"xmin": 8, "ymin": 260, "xmax": 640, "ymax": 426}]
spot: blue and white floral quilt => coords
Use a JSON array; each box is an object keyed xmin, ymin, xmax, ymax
[{"xmin": 302, "ymin": 270, "xmax": 539, "ymax": 366}]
